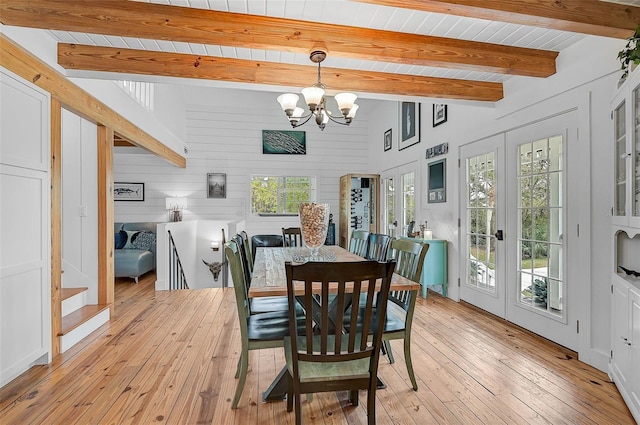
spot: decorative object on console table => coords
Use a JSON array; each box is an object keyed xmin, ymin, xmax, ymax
[
  {"xmin": 398, "ymin": 102, "xmax": 421, "ymax": 150},
  {"xmin": 384, "ymin": 128, "xmax": 392, "ymax": 151},
  {"xmin": 427, "ymin": 159, "xmax": 446, "ymax": 203},
  {"xmin": 262, "ymin": 130, "xmax": 306, "ymax": 155},
  {"xmin": 433, "ymin": 104, "xmax": 448, "ymax": 127},
  {"xmin": 207, "ymin": 173, "xmax": 226, "ymax": 199},
  {"xmin": 114, "ymin": 182, "xmax": 144, "ymax": 201},
  {"xmin": 165, "ymin": 197, "xmax": 186, "ymax": 222}
]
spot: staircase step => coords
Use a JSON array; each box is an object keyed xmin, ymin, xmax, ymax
[
  {"xmin": 61, "ymin": 287, "xmax": 89, "ymax": 317},
  {"xmin": 59, "ymin": 304, "xmax": 110, "ymax": 353},
  {"xmin": 60, "ymin": 304, "xmax": 110, "ymax": 336},
  {"xmin": 61, "ymin": 287, "xmax": 88, "ymax": 301}
]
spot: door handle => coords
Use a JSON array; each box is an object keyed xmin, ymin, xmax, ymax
[{"xmin": 494, "ymin": 230, "xmax": 504, "ymax": 240}]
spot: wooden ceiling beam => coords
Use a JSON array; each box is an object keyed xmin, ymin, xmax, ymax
[
  {"xmin": 354, "ymin": 0, "xmax": 640, "ymax": 39},
  {"xmin": 57, "ymin": 43, "xmax": 504, "ymax": 102},
  {"xmin": 0, "ymin": 34, "xmax": 185, "ymax": 168},
  {"xmin": 1, "ymin": 0, "xmax": 556, "ymax": 77}
]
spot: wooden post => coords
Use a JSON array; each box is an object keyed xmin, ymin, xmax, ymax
[
  {"xmin": 97, "ymin": 125, "xmax": 115, "ymax": 314},
  {"xmin": 50, "ymin": 97, "xmax": 62, "ymax": 357}
]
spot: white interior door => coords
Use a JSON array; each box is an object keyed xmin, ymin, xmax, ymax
[{"xmin": 459, "ymin": 135, "xmax": 507, "ymax": 317}]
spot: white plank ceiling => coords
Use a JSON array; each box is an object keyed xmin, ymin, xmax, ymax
[{"xmin": 39, "ymin": 0, "xmax": 636, "ymax": 100}]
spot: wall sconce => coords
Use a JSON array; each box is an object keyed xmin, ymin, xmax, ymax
[
  {"xmin": 165, "ymin": 197, "xmax": 187, "ymax": 222},
  {"xmin": 210, "ymin": 241, "xmax": 220, "ymax": 251}
]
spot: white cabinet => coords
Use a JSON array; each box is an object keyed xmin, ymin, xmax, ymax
[
  {"xmin": 611, "ymin": 69, "xmax": 640, "ymax": 423},
  {"xmin": 612, "ymin": 70, "xmax": 640, "ymax": 229},
  {"xmin": 610, "ymin": 275, "xmax": 640, "ymax": 423}
]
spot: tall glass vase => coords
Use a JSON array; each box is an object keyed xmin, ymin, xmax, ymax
[{"xmin": 299, "ymin": 202, "xmax": 329, "ymax": 261}]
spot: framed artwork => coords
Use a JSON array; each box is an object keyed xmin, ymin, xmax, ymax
[
  {"xmin": 262, "ymin": 130, "xmax": 306, "ymax": 154},
  {"xmin": 207, "ymin": 173, "xmax": 226, "ymax": 199},
  {"xmin": 433, "ymin": 104, "xmax": 448, "ymax": 127},
  {"xmin": 384, "ymin": 128, "xmax": 392, "ymax": 151},
  {"xmin": 114, "ymin": 182, "xmax": 144, "ymax": 201},
  {"xmin": 398, "ymin": 102, "xmax": 421, "ymax": 150},
  {"xmin": 427, "ymin": 159, "xmax": 446, "ymax": 203},
  {"xmin": 425, "ymin": 142, "xmax": 449, "ymax": 159}
]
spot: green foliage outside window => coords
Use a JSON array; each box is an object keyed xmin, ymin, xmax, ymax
[{"xmin": 250, "ymin": 176, "xmax": 314, "ymax": 214}]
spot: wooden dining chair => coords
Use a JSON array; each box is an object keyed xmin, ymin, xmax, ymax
[
  {"xmin": 282, "ymin": 227, "xmax": 303, "ymax": 247},
  {"xmin": 382, "ymin": 238, "xmax": 429, "ymax": 391},
  {"xmin": 284, "ymin": 260, "xmax": 396, "ymax": 425},
  {"xmin": 227, "ymin": 238, "xmax": 289, "ymax": 314},
  {"xmin": 365, "ymin": 233, "xmax": 391, "ymax": 261},
  {"xmin": 224, "ymin": 241, "xmax": 304, "ymax": 409},
  {"xmin": 348, "ymin": 230, "xmax": 369, "ymax": 257}
]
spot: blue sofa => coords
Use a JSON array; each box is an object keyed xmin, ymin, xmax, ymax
[{"xmin": 114, "ymin": 222, "xmax": 158, "ymax": 282}]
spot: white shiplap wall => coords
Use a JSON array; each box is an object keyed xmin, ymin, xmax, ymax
[{"xmin": 114, "ymin": 86, "xmax": 374, "ymax": 236}]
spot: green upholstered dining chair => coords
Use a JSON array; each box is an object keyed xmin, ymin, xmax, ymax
[
  {"xmin": 282, "ymin": 227, "xmax": 303, "ymax": 247},
  {"xmin": 365, "ymin": 233, "xmax": 391, "ymax": 262},
  {"xmin": 348, "ymin": 230, "xmax": 369, "ymax": 257},
  {"xmin": 284, "ymin": 260, "xmax": 396, "ymax": 425},
  {"xmin": 383, "ymin": 238, "xmax": 429, "ymax": 391},
  {"xmin": 227, "ymin": 238, "xmax": 289, "ymax": 314},
  {"xmin": 224, "ymin": 241, "xmax": 304, "ymax": 409}
]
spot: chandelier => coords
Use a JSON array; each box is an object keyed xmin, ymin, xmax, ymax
[{"xmin": 277, "ymin": 50, "xmax": 359, "ymax": 131}]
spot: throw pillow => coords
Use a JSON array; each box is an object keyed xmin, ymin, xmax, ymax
[
  {"xmin": 123, "ymin": 230, "xmax": 140, "ymax": 249},
  {"xmin": 114, "ymin": 230, "xmax": 127, "ymax": 249},
  {"xmin": 132, "ymin": 231, "xmax": 156, "ymax": 251}
]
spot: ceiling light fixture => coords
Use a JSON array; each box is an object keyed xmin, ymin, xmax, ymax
[{"xmin": 277, "ymin": 50, "xmax": 358, "ymax": 131}]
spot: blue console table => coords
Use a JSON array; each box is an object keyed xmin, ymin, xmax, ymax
[{"xmin": 402, "ymin": 237, "xmax": 447, "ymax": 298}]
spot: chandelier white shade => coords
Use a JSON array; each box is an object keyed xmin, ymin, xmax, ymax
[{"xmin": 277, "ymin": 51, "xmax": 358, "ymax": 130}]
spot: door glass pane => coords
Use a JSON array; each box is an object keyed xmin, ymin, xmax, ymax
[
  {"xmin": 383, "ymin": 177, "xmax": 395, "ymax": 237},
  {"xmin": 517, "ymin": 136, "xmax": 564, "ymax": 317},
  {"xmin": 615, "ymin": 101, "xmax": 627, "ymax": 217},
  {"xmin": 401, "ymin": 172, "xmax": 415, "ymax": 237},
  {"xmin": 465, "ymin": 152, "xmax": 496, "ymax": 292}
]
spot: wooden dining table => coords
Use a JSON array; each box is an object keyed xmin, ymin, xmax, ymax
[
  {"xmin": 250, "ymin": 245, "xmax": 421, "ymax": 297},
  {"xmin": 250, "ymin": 245, "xmax": 420, "ymax": 402}
]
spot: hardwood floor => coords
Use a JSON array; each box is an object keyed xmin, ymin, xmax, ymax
[{"xmin": 1, "ymin": 273, "xmax": 635, "ymax": 424}]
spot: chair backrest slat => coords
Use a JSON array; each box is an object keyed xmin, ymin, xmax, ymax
[
  {"xmin": 366, "ymin": 233, "xmax": 391, "ymax": 261},
  {"xmin": 231, "ymin": 234, "xmax": 252, "ymax": 292},
  {"xmin": 282, "ymin": 227, "xmax": 303, "ymax": 247},
  {"xmin": 224, "ymin": 240, "xmax": 251, "ymax": 326},
  {"xmin": 239, "ymin": 230, "xmax": 253, "ymax": 273},
  {"xmin": 387, "ymin": 238, "xmax": 429, "ymax": 310},
  {"xmin": 348, "ymin": 230, "xmax": 369, "ymax": 257}
]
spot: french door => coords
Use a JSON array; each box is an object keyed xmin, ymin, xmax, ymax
[
  {"xmin": 460, "ymin": 113, "xmax": 579, "ymax": 350},
  {"xmin": 381, "ymin": 162, "xmax": 417, "ymax": 238},
  {"xmin": 459, "ymin": 135, "xmax": 507, "ymax": 317}
]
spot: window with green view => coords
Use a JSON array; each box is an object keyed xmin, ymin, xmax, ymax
[{"xmin": 250, "ymin": 176, "xmax": 316, "ymax": 214}]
